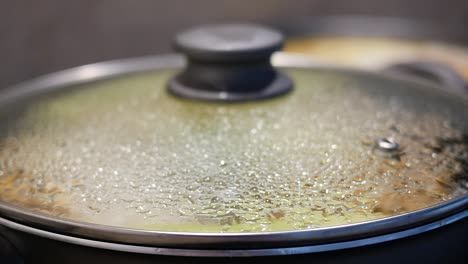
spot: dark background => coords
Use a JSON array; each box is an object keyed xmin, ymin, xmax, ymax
[{"xmin": 1, "ymin": 0, "xmax": 468, "ymax": 89}]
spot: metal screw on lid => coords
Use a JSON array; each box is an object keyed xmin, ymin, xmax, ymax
[
  {"xmin": 168, "ymin": 24, "xmax": 294, "ymax": 102},
  {"xmin": 376, "ymin": 138, "xmax": 400, "ymax": 152}
]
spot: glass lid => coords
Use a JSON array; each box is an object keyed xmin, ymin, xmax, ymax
[{"xmin": 0, "ymin": 67, "xmax": 467, "ymax": 233}]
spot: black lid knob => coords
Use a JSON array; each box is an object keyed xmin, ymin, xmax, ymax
[
  {"xmin": 168, "ymin": 24, "xmax": 293, "ymax": 102},
  {"xmin": 174, "ymin": 24, "xmax": 284, "ymax": 62}
]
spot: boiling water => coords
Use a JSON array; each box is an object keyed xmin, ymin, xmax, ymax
[{"xmin": 0, "ymin": 69, "xmax": 467, "ymax": 232}]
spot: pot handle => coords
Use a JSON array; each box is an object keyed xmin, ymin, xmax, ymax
[{"xmin": 383, "ymin": 61, "xmax": 467, "ymax": 95}]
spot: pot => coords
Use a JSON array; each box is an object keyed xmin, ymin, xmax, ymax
[{"xmin": 0, "ymin": 24, "xmax": 467, "ymax": 263}]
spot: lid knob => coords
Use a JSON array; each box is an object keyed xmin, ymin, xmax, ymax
[{"xmin": 168, "ymin": 24, "xmax": 293, "ymax": 102}]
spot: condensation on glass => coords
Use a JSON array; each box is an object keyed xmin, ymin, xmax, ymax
[{"xmin": 0, "ymin": 69, "xmax": 467, "ymax": 232}]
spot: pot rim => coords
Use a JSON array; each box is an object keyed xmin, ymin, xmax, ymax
[{"xmin": 0, "ymin": 53, "xmax": 467, "ymax": 250}]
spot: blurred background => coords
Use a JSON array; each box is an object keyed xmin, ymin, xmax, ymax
[{"xmin": 1, "ymin": 0, "xmax": 468, "ymax": 89}]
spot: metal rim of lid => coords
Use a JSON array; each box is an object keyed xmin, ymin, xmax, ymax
[{"xmin": 1, "ymin": 209, "xmax": 466, "ymax": 257}]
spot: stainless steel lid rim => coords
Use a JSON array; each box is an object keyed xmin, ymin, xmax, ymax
[
  {"xmin": 0, "ymin": 54, "xmax": 185, "ymax": 106},
  {"xmin": 0, "ymin": 196, "xmax": 466, "ymax": 249},
  {"xmin": 1, "ymin": 210, "xmax": 466, "ymax": 257}
]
